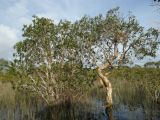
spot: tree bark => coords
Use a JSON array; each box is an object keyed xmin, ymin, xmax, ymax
[
  {"xmin": 97, "ymin": 66, "xmax": 113, "ymax": 106},
  {"xmin": 97, "ymin": 64, "xmax": 113, "ymax": 120}
]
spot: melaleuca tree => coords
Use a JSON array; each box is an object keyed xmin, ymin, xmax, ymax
[
  {"xmin": 13, "ymin": 16, "xmax": 95, "ymax": 104},
  {"xmin": 14, "ymin": 16, "xmax": 64, "ymax": 103},
  {"xmin": 75, "ymin": 7, "xmax": 159, "ymax": 109},
  {"xmin": 13, "ymin": 8, "xmax": 159, "ymax": 109}
]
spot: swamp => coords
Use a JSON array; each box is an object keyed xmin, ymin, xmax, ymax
[{"xmin": 0, "ymin": 0, "xmax": 160, "ymax": 120}]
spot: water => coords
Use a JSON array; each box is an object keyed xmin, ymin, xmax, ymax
[{"xmin": 0, "ymin": 82, "xmax": 160, "ymax": 120}]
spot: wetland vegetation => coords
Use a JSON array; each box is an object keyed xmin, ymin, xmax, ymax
[
  {"xmin": 1, "ymin": 67, "xmax": 160, "ymax": 120},
  {"xmin": 0, "ymin": 6, "xmax": 160, "ymax": 120}
]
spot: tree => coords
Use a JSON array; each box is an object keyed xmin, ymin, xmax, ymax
[
  {"xmin": 14, "ymin": 16, "xmax": 63, "ymax": 103},
  {"xmin": 155, "ymin": 61, "xmax": 160, "ymax": 68},
  {"xmin": 13, "ymin": 8, "xmax": 159, "ymax": 118},
  {"xmin": 75, "ymin": 7, "xmax": 159, "ymax": 109},
  {"xmin": 0, "ymin": 58, "xmax": 9, "ymax": 73},
  {"xmin": 154, "ymin": 0, "xmax": 160, "ymax": 2},
  {"xmin": 144, "ymin": 61, "xmax": 156, "ymax": 68},
  {"xmin": 13, "ymin": 16, "xmax": 95, "ymax": 104}
]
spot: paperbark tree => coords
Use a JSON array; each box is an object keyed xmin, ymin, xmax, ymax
[
  {"xmin": 98, "ymin": 8, "xmax": 159, "ymax": 107},
  {"xmin": 13, "ymin": 9, "xmax": 159, "ymax": 117},
  {"xmin": 14, "ymin": 17, "xmax": 55, "ymax": 103},
  {"xmin": 14, "ymin": 16, "xmax": 80, "ymax": 103},
  {"xmin": 75, "ymin": 7, "xmax": 159, "ymax": 109},
  {"xmin": 13, "ymin": 16, "xmax": 92, "ymax": 104}
]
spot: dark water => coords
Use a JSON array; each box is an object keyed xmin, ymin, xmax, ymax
[{"xmin": 0, "ymin": 82, "xmax": 160, "ymax": 120}]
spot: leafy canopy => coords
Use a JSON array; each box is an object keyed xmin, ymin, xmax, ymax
[{"xmin": 13, "ymin": 8, "xmax": 159, "ymax": 102}]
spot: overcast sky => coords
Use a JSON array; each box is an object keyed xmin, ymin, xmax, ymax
[{"xmin": 0, "ymin": 0, "xmax": 159, "ymax": 64}]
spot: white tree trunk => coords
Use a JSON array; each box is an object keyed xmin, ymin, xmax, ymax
[
  {"xmin": 97, "ymin": 67, "xmax": 113, "ymax": 107},
  {"xmin": 97, "ymin": 66, "xmax": 113, "ymax": 120}
]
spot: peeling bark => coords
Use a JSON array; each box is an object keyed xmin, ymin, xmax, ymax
[
  {"xmin": 97, "ymin": 65, "xmax": 113, "ymax": 106},
  {"xmin": 97, "ymin": 64, "xmax": 113, "ymax": 120}
]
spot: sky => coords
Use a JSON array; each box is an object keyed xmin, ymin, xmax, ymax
[{"xmin": 0, "ymin": 0, "xmax": 159, "ymax": 64}]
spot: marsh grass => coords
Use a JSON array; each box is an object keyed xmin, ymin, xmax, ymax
[
  {"xmin": 0, "ymin": 67, "xmax": 160, "ymax": 120},
  {"xmin": 0, "ymin": 81, "xmax": 106, "ymax": 120},
  {"xmin": 0, "ymin": 82, "xmax": 15, "ymax": 107},
  {"xmin": 111, "ymin": 77, "xmax": 160, "ymax": 120}
]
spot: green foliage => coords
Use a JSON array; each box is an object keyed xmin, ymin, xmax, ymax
[
  {"xmin": 0, "ymin": 58, "xmax": 9, "ymax": 73},
  {"xmin": 144, "ymin": 61, "xmax": 160, "ymax": 68},
  {"xmin": 0, "ymin": 59, "xmax": 19, "ymax": 83},
  {"xmin": 109, "ymin": 67, "xmax": 160, "ymax": 93},
  {"xmin": 72, "ymin": 7, "xmax": 159, "ymax": 67},
  {"xmin": 12, "ymin": 8, "xmax": 160, "ymax": 103}
]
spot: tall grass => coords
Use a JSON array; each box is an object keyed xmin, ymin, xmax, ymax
[{"xmin": 0, "ymin": 68, "xmax": 160, "ymax": 120}]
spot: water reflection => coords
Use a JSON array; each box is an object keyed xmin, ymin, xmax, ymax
[{"xmin": 35, "ymin": 100, "xmax": 107, "ymax": 120}]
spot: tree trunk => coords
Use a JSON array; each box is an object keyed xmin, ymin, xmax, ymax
[
  {"xmin": 97, "ymin": 66, "xmax": 113, "ymax": 120},
  {"xmin": 97, "ymin": 67, "xmax": 113, "ymax": 106},
  {"xmin": 105, "ymin": 106, "xmax": 114, "ymax": 120}
]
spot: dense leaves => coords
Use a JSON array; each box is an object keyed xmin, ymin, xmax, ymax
[
  {"xmin": 13, "ymin": 8, "xmax": 159, "ymax": 103},
  {"xmin": 109, "ymin": 67, "xmax": 160, "ymax": 97}
]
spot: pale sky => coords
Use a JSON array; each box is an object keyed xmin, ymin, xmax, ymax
[{"xmin": 0, "ymin": 0, "xmax": 159, "ymax": 64}]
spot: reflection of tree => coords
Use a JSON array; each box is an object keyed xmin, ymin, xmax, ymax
[{"xmin": 36, "ymin": 100, "xmax": 106, "ymax": 120}]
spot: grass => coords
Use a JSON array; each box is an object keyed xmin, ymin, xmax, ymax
[{"xmin": 0, "ymin": 68, "xmax": 160, "ymax": 120}]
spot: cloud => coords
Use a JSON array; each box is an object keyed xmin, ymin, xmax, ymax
[
  {"xmin": 30, "ymin": 0, "xmax": 109, "ymax": 22},
  {"xmin": 0, "ymin": 24, "xmax": 18, "ymax": 60},
  {"xmin": 0, "ymin": 0, "xmax": 159, "ymax": 62},
  {"xmin": 0, "ymin": 0, "xmax": 31, "ymax": 28},
  {"xmin": 7, "ymin": 0, "xmax": 28, "ymax": 17}
]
